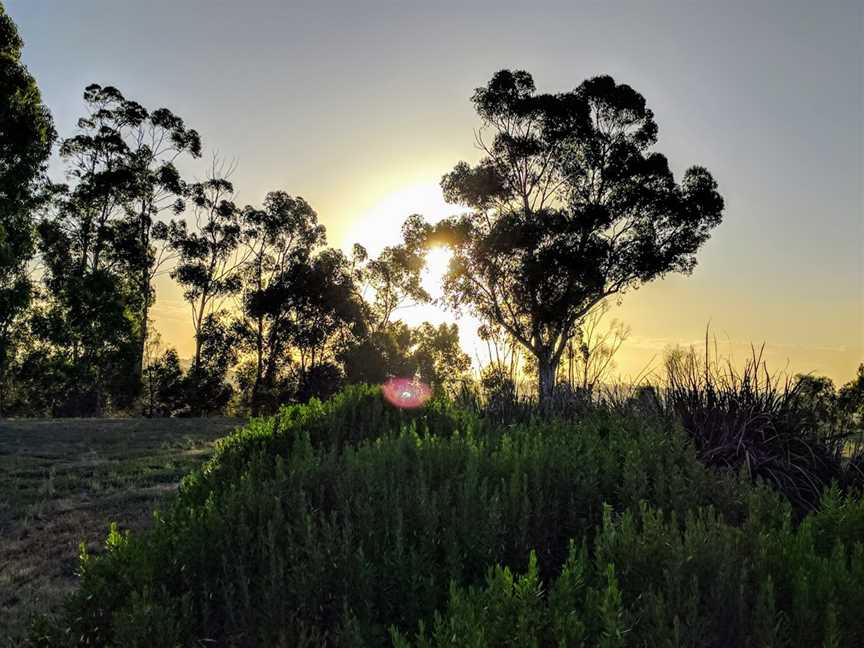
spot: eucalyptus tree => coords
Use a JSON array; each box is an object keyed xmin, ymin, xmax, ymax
[
  {"xmin": 165, "ymin": 170, "xmax": 243, "ymax": 373},
  {"xmin": 0, "ymin": 4, "xmax": 55, "ymax": 413},
  {"xmin": 36, "ymin": 83, "xmax": 200, "ymax": 411},
  {"xmin": 336, "ymin": 215, "xmax": 434, "ymax": 390},
  {"xmin": 234, "ymin": 242, "xmax": 367, "ymax": 410},
  {"xmin": 234, "ymin": 191, "xmax": 325, "ymax": 413},
  {"xmin": 281, "ymin": 248, "xmax": 367, "ymax": 380},
  {"xmin": 434, "ymin": 70, "xmax": 724, "ymax": 401},
  {"xmin": 113, "ymin": 97, "xmax": 201, "ymax": 382},
  {"xmin": 361, "ymin": 216, "xmax": 431, "ymax": 331}
]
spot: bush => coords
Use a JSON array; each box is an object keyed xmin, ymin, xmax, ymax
[
  {"xmin": 394, "ymin": 491, "xmax": 864, "ymax": 647},
  {"xmin": 29, "ymin": 386, "xmax": 864, "ymax": 646}
]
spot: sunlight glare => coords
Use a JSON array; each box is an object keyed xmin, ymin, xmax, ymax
[
  {"xmin": 344, "ymin": 181, "xmax": 454, "ymax": 258},
  {"xmin": 422, "ymin": 245, "xmax": 453, "ymax": 300}
]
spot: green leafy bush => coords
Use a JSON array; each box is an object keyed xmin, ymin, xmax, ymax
[
  {"xmin": 29, "ymin": 386, "xmax": 864, "ymax": 647},
  {"xmin": 393, "ymin": 492, "xmax": 864, "ymax": 647}
]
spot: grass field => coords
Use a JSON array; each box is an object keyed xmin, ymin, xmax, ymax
[{"xmin": 0, "ymin": 417, "xmax": 243, "ymax": 642}]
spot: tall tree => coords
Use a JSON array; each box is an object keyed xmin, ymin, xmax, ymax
[
  {"xmin": 112, "ymin": 95, "xmax": 201, "ymax": 384},
  {"xmin": 361, "ymin": 216, "xmax": 431, "ymax": 331},
  {"xmin": 235, "ymin": 191, "xmax": 325, "ymax": 413},
  {"xmin": 434, "ymin": 70, "xmax": 724, "ymax": 400},
  {"xmin": 235, "ymin": 243, "xmax": 367, "ymax": 410},
  {"xmin": 166, "ymin": 168, "xmax": 243, "ymax": 373},
  {"xmin": 36, "ymin": 83, "xmax": 199, "ymax": 412},
  {"xmin": 0, "ymin": 3, "xmax": 55, "ymax": 413},
  {"xmin": 283, "ymin": 248, "xmax": 367, "ymax": 378},
  {"xmin": 56, "ymin": 83, "xmax": 201, "ymax": 385},
  {"xmin": 410, "ymin": 322, "xmax": 471, "ymax": 393}
]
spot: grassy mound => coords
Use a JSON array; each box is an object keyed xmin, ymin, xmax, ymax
[{"xmin": 29, "ymin": 386, "xmax": 864, "ymax": 646}]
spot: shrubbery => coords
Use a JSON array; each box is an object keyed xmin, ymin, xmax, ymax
[
  {"xmin": 28, "ymin": 386, "xmax": 864, "ymax": 647},
  {"xmin": 393, "ymin": 490, "xmax": 864, "ymax": 647}
]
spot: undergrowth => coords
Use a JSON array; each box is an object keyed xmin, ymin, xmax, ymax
[{"xmin": 26, "ymin": 384, "xmax": 864, "ymax": 647}]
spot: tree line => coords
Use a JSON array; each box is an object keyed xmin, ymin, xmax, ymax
[
  {"xmin": 1, "ymin": 4, "xmax": 734, "ymax": 416},
  {"xmin": 0, "ymin": 6, "xmax": 469, "ymax": 416}
]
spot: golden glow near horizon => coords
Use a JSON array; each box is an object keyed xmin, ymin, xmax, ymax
[
  {"xmin": 340, "ymin": 182, "xmax": 484, "ymax": 356},
  {"xmin": 342, "ymin": 181, "xmax": 455, "ymax": 257},
  {"xmin": 150, "ymin": 178, "xmax": 863, "ymax": 385}
]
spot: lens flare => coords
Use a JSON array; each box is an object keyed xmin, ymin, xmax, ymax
[{"xmin": 381, "ymin": 377, "xmax": 432, "ymax": 409}]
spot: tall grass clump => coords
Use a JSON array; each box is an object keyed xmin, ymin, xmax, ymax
[{"xmin": 663, "ymin": 344, "xmax": 862, "ymax": 511}]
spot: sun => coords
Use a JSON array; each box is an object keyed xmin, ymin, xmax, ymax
[
  {"xmin": 344, "ymin": 181, "xmax": 454, "ymax": 258},
  {"xmin": 422, "ymin": 244, "xmax": 452, "ymax": 300},
  {"xmin": 342, "ymin": 181, "xmax": 481, "ymax": 355}
]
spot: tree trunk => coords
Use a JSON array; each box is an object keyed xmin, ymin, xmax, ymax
[
  {"xmin": 537, "ymin": 351, "xmax": 556, "ymax": 404},
  {"xmin": 135, "ymin": 290, "xmax": 148, "ymax": 398},
  {"xmin": 250, "ymin": 315, "xmax": 264, "ymax": 415}
]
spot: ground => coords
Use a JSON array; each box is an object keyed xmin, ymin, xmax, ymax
[{"xmin": 0, "ymin": 417, "xmax": 243, "ymax": 642}]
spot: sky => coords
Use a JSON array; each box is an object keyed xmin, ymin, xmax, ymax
[{"xmin": 8, "ymin": 0, "xmax": 863, "ymax": 384}]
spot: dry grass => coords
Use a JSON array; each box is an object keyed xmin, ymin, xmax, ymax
[{"xmin": 0, "ymin": 417, "xmax": 243, "ymax": 642}]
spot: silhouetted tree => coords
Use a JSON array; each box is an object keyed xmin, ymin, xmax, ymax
[
  {"xmin": 286, "ymin": 248, "xmax": 367, "ymax": 384},
  {"xmin": 412, "ymin": 322, "xmax": 471, "ymax": 392},
  {"xmin": 142, "ymin": 347, "xmax": 185, "ymax": 417},
  {"xmin": 234, "ymin": 191, "xmax": 325, "ymax": 413},
  {"xmin": 107, "ymin": 90, "xmax": 201, "ymax": 386},
  {"xmin": 295, "ymin": 361, "xmax": 343, "ymax": 403},
  {"xmin": 433, "ymin": 70, "xmax": 724, "ymax": 401},
  {"xmin": 34, "ymin": 83, "xmax": 199, "ymax": 413},
  {"xmin": 361, "ymin": 216, "xmax": 431, "ymax": 331},
  {"xmin": 0, "ymin": 4, "xmax": 55, "ymax": 413},
  {"xmin": 794, "ymin": 373, "xmax": 838, "ymax": 428},
  {"xmin": 838, "ymin": 364, "xmax": 864, "ymax": 428},
  {"xmin": 183, "ymin": 313, "xmax": 237, "ymax": 415},
  {"xmin": 166, "ymin": 166, "xmax": 243, "ymax": 373},
  {"xmin": 341, "ymin": 320, "xmax": 470, "ymax": 395},
  {"xmin": 560, "ymin": 301, "xmax": 630, "ymax": 394},
  {"xmin": 341, "ymin": 321, "xmax": 415, "ymax": 386}
]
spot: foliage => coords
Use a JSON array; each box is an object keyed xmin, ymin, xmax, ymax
[
  {"xmin": 836, "ymin": 364, "xmax": 864, "ymax": 428},
  {"xmin": 279, "ymin": 247, "xmax": 368, "ymax": 374},
  {"xmin": 342, "ymin": 321, "xmax": 471, "ymax": 395},
  {"xmin": 141, "ymin": 347, "xmax": 185, "ymax": 417},
  {"xmin": 360, "ymin": 216, "xmax": 432, "ymax": 331},
  {"xmin": 395, "ymin": 490, "xmax": 864, "ymax": 647},
  {"xmin": 29, "ymin": 82, "xmax": 199, "ymax": 415},
  {"xmin": 0, "ymin": 2, "xmax": 55, "ymax": 414},
  {"xmin": 233, "ymin": 191, "xmax": 326, "ymax": 413},
  {"xmin": 182, "ymin": 313, "xmax": 238, "ymax": 415},
  {"xmin": 558, "ymin": 301, "xmax": 630, "ymax": 395},
  {"xmin": 431, "ymin": 70, "xmax": 724, "ymax": 400},
  {"xmin": 166, "ymin": 168, "xmax": 243, "ymax": 372},
  {"xmin": 33, "ymin": 386, "xmax": 765, "ymax": 646},
  {"xmin": 663, "ymin": 345, "xmax": 862, "ymax": 512},
  {"xmin": 789, "ymin": 366, "xmax": 864, "ymax": 435}
]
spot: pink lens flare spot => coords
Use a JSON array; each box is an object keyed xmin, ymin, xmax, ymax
[{"xmin": 381, "ymin": 377, "xmax": 432, "ymax": 409}]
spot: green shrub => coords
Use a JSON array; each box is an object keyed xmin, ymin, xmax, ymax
[
  {"xmin": 395, "ymin": 494, "xmax": 864, "ymax": 647},
  {"xmin": 179, "ymin": 384, "xmax": 478, "ymax": 506},
  {"xmin": 29, "ymin": 386, "xmax": 864, "ymax": 647}
]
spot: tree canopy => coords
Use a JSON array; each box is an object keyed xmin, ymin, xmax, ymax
[
  {"xmin": 0, "ymin": 4, "xmax": 55, "ymax": 413},
  {"xmin": 432, "ymin": 70, "xmax": 725, "ymax": 399}
]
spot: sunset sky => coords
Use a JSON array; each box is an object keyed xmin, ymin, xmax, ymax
[{"xmin": 8, "ymin": 0, "xmax": 862, "ymax": 383}]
